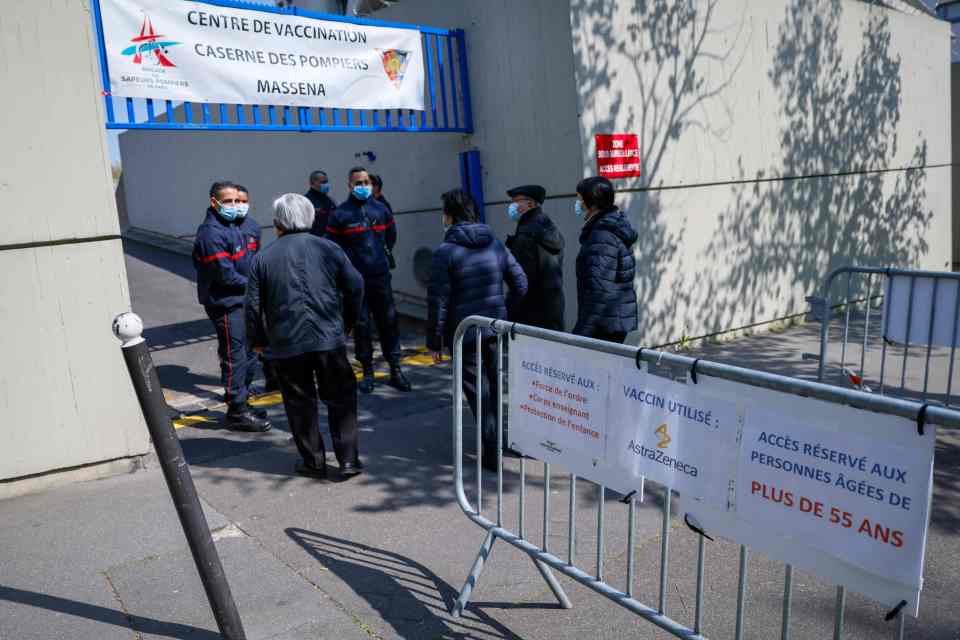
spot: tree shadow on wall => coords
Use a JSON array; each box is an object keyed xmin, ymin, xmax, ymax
[
  {"xmin": 691, "ymin": 1, "xmax": 934, "ymax": 335},
  {"xmin": 571, "ymin": 0, "xmax": 749, "ymax": 341}
]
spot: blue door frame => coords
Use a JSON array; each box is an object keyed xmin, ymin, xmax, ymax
[{"xmin": 90, "ymin": 0, "xmax": 474, "ymax": 134}]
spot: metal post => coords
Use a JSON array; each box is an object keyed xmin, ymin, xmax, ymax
[{"xmin": 112, "ymin": 313, "xmax": 246, "ymax": 640}]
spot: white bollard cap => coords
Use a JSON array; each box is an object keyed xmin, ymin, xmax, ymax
[{"xmin": 112, "ymin": 312, "xmax": 145, "ymax": 348}]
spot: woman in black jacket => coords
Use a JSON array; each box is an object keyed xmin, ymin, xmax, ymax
[
  {"xmin": 573, "ymin": 176, "xmax": 638, "ymax": 343},
  {"xmin": 428, "ymin": 189, "xmax": 528, "ymax": 471}
]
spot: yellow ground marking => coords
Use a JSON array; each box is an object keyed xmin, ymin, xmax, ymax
[
  {"xmin": 172, "ymin": 415, "xmax": 217, "ymax": 429},
  {"xmin": 172, "ymin": 347, "xmax": 444, "ymax": 430}
]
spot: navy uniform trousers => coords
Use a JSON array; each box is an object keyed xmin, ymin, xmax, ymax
[{"xmin": 205, "ymin": 305, "xmax": 256, "ymax": 412}]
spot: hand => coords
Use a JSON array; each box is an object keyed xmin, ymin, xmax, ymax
[
  {"xmin": 432, "ymin": 350, "xmax": 444, "ymax": 364},
  {"xmin": 253, "ymin": 346, "xmax": 265, "ymax": 354},
  {"xmin": 345, "ymin": 326, "xmax": 353, "ymax": 337}
]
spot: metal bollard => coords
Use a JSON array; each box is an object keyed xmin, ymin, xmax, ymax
[{"xmin": 112, "ymin": 312, "xmax": 247, "ymax": 640}]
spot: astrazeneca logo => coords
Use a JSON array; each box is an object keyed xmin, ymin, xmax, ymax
[{"xmin": 656, "ymin": 423, "xmax": 671, "ymax": 449}]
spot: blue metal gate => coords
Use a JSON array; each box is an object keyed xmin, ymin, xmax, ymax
[{"xmin": 90, "ymin": 0, "xmax": 474, "ymax": 134}]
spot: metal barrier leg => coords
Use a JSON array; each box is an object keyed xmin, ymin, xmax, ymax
[
  {"xmin": 451, "ymin": 529, "xmax": 497, "ymax": 617},
  {"xmin": 532, "ymin": 556, "xmax": 573, "ymax": 609}
]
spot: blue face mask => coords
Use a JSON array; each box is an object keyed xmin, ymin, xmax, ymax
[
  {"xmin": 507, "ymin": 203, "xmax": 521, "ymax": 221},
  {"xmin": 352, "ymin": 185, "xmax": 372, "ymax": 200},
  {"xmin": 319, "ymin": 184, "xmax": 330, "ymax": 195},
  {"xmin": 574, "ymin": 200, "xmax": 585, "ymax": 219},
  {"xmin": 217, "ymin": 202, "xmax": 240, "ymax": 221}
]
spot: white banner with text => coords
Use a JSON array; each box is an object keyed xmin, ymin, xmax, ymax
[
  {"xmin": 100, "ymin": 0, "xmax": 425, "ymax": 109},
  {"xmin": 506, "ymin": 334, "xmax": 936, "ymax": 614}
]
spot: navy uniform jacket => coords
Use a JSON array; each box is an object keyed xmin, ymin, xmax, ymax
[
  {"xmin": 192, "ymin": 208, "xmax": 250, "ymax": 309},
  {"xmin": 325, "ymin": 195, "xmax": 397, "ymax": 279},
  {"xmin": 305, "ymin": 188, "xmax": 338, "ymax": 237}
]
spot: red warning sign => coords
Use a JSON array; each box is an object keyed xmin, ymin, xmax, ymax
[{"xmin": 595, "ymin": 134, "xmax": 641, "ymax": 179}]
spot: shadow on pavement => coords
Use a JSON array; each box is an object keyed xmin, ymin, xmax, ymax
[
  {"xmin": 286, "ymin": 528, "xmax": 535, "ymax": 639},
  {"xmin": 0, "ymin": 585, "xmax": 220, "ymax": 640},
  {"xmin": 123, "ymin": 239, "xmax": 197, "ymax": 282},
  {"xmin": 146, "ymin": 320, "xmax": 218, "ymax": 353}
]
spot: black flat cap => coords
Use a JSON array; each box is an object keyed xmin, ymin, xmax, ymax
[{"xmin": 507, "ymin": 184, "xmax": 546, "ymax": 204}]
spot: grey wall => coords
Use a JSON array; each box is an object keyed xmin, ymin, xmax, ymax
[
  {"xmin": 120, "ymin": 0, "xmax": 951, "ymax": 345},
  {"xmin": 571, "ymin": 0, "xmax": 952, "ymax": 344},
  {"xmin": 0, "ymin": 0, "xmax": 150, "ymax": 481},
  {"xmin": 953, "ymin": 63, "xmax": 960, "ymax": 269}
]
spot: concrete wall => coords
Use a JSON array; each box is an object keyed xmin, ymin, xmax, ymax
[
  {"xmin": 953, "ymin": 64, "xmax": 960, "ymax": 269},
  {"xmin": 571, "ymin": 0, "xmax": 952, "ymax": 343},
  {"xmin": 0, "ymin": 0, "xmax": 150, "ymax": 482},
  {"xmin": 120, "ymin": 0, "xmax": 951, "ymax": 344}
]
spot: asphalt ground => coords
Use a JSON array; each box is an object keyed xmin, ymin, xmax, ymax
[{"xmin": 0, "ymin": 239, "xmax": 956, "ymax": 639}]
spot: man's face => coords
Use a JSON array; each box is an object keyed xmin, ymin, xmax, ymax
[
  {"xmin": 372, "ymin": 184, "xmax": 382, "ymax": 199},
  {"xmin": 512, "ymin": 196, "xmax": 536, "ymax": 215},
  {"xmin": 237, "ymin": 191, "xmax": 250, "ymax": 205},
  {"xmin": 211, "ymin": 187, "xmax": 240, "ymax": 211},
  {"xmin": 311, "ymin": 174, "xmax": 328, "ymax": 191},
  {"xmin": 349, "ymin": 171, "xmax": 371, "ymax": 189}
]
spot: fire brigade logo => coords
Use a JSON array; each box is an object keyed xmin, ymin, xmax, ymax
[
  {"xmin": 377, "ymin": 49, "xmax": 411, "ymax": 89},
  {"xmin": 121, "ymin": 16, "xmax": 180, "ymax": 67}
]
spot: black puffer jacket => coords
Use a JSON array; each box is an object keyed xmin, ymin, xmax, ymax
[
  {"xmin": 505, "ymin": 207, "xmax": 565, "ymax": 331},
  {"xmin": 573, "ymin": 207, "xmax": 638, "ymax": 338},
  {"xmin": 245, "ymin": 231, "xmax": 364, "ymax": 360},
  {"xmin": 428, "ymin": 223, "xmax": 528, "ymax": 352}
]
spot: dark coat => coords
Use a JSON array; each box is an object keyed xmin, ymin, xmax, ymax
[
  {"xmin": 573, "ymin": 207, "xmax": 638, "ymax": 338},
  {"xmin": 505, "ymin": 207, "xmax": 565, "ymax": 331},
  {"xmin": 427, "ymin": 223, "xmax": 528, "ymax": 352},
  {"xmin": 325, "ymin": 195, "xmax": 397, "ymax": 278},
  {"xmin": 305, "ymin": 188, "xmax": 338, "ymax": 238},
  {"xmin": 245, "ymin": 231, "xmax": 364, "ymax": 360},
  {"xmin": 192, "ymin": 208, "xmax": 249, "ymax": 309}
]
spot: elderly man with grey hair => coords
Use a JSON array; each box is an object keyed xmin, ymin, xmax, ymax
[{"xmin": 246, "ymin": 193, "xmax": 365, "ymax": 479}]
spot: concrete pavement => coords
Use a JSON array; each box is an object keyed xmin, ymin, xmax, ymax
[{"xmin": 0, "ymin": 240, "xmax": 957, "ymax": 639}]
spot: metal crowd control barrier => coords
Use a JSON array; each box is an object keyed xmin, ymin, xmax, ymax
[
  {"xmin": 450, "ymin": 316, "xmax": 960, "ymax": 639},
  {"xmin": 812, "ymin": 266, "xmax": 960, "ymax": 406}
]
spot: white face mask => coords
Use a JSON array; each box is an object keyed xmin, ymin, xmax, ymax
[{"xmin": 236, "ymin": 203, "xmax": 250, "ymax": 218}]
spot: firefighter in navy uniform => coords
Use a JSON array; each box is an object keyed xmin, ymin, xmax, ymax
[
  {"xmin": 305, "ymin": 170, "xmax": 338, "ymax": 238},
  {"xmin": 235, "ymin": 185, "xmax": 280, "ymax": 393},
  {"xmin": 326, "ymin": 167, "xmax": 411, "ymax": 394},
  {"xmin": 192, "ymin": 181, "xmax": 271, "ymax": 432}
]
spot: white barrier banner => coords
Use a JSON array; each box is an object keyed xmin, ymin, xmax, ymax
[
  {"xmin": 100, "ymin": 0, "xmax": 425, "ymax": 109},
  {"xmin": 508, "ymin": 336, "xmax": 636, "ymax": 493},
  {"xmin": 607, "ymin": 360, "xmax": 739, "ymax": 509},
  {"xmin": 683, "ymin": 377, "xmax": 935, "ymax": 615},
  {"xmin": 882, "ymin": 275, "xmax": 960, "ymax": 347}
]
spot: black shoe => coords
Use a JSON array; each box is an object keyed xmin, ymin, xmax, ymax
[
  {"xmin": 224, "ymin": 409, "xmax": 272, "ymax": 433},
  {"xmin": 294, "ymin": 461, "xmax": 327, "ymax": 479},
  {"xmin": 358, "ymin": 366, "xmax": 375, "ymax": 394},
  {"xmin": 246, "ymin": 403, "xmax": 268, "ymax": 419},
  {"xmin": 341, "ymin": 461, "xmax": 364, "ymax": 477},
  {"xmin": 388, "ymin": 365, "xmax": 412, "ymax": 392}
]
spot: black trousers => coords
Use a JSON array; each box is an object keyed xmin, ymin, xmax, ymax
[
  {"xmin": 461, "ymin": 337, "xmax": 502, "ymax": 450},
  {"xmin": 273, "ymin": 348, "xmax": 359, "ymax": 469},
  {"xmin": 205, "ymin": 305, "xmax": 256, "ymax": 412},
  {"xmin": 355, "ymin": 273, "xmax": 401, "ymax": 367}
]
